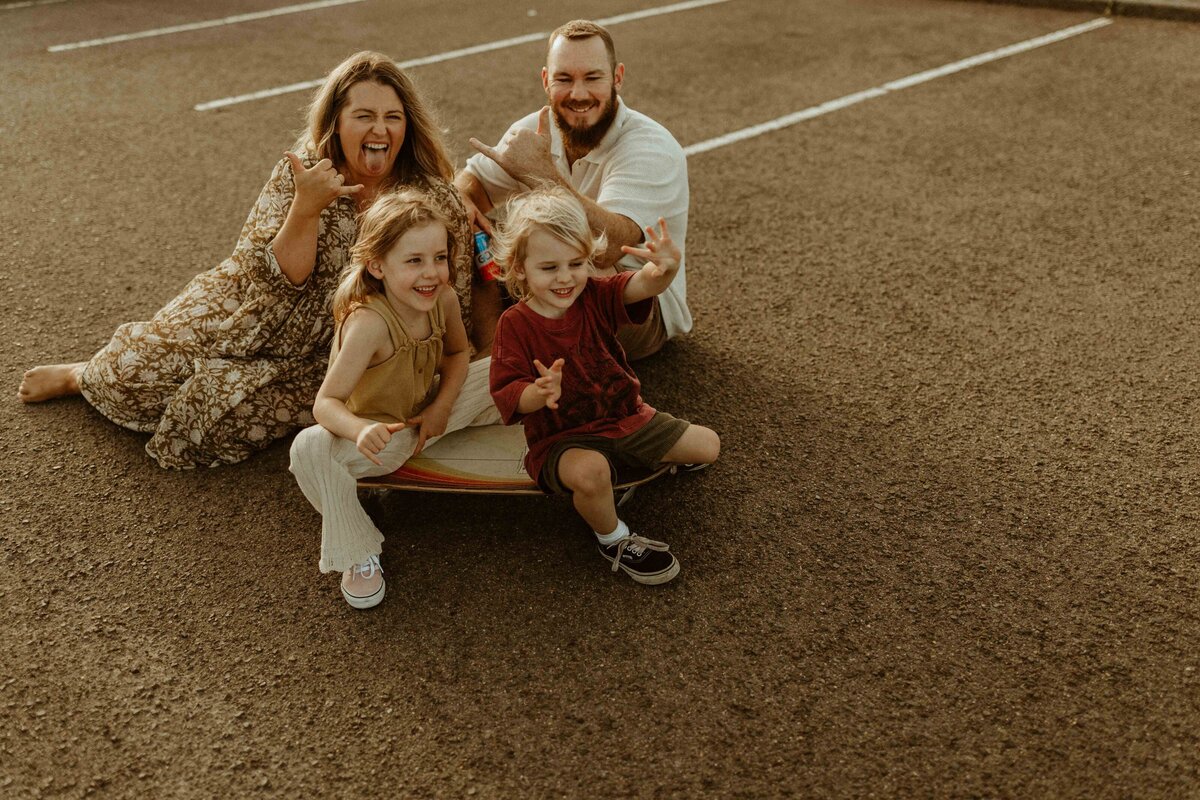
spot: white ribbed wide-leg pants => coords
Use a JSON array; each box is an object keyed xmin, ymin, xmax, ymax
[{"xmin": 289, "ymin": 358, "xmax": 500, "ymax": 573}]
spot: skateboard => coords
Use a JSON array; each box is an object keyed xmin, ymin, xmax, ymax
[{"xmin": 356, "ymin": 423, "xmax": 675, "ymax": 507}]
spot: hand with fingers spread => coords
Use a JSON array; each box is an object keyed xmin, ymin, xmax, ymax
[
  {"xmin": 532, "ymin": 357, "xmax": 564, "ymax": 410},
  {"xmin": 356, "ymin": 421, "xmax": 406, "ymax": 466},
  {"xmin": 285, "ymin": 151, "xmax": 364, "ymax": 219},
  {"xmin": 405, "ymin": 401, "xmax": 452, "ymax": 456},
  {"xmin": 469, "ymin": 107, "xmax": 561, "ymax": 189},
  {"xmin": 620, "ymin": 217, "xmax": 680, "ymax": 280}
]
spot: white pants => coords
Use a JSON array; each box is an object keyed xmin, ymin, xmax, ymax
[{"xmin": 289, "ymin": 358, "xmax": 500, "ymax": 573}]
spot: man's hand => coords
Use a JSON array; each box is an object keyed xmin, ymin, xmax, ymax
[
  {"xmin": 286, "ymin": 152, "xmax": 363, "ymax": 219},
  {"xmin": 532, "ymin": 357, "xmax": 564, "ymax": 410},
  {"xmin": 469, "ymin": 107, "xmax": 561, "ymax": 189},
  {"xmin": 356, "ymin": 421, "xmax": 406, "ymax": 466}
]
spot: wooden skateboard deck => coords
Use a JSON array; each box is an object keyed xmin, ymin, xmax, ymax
[{"xmin": 357, "ymin": 423, "xmax": 674, "ymax": 503}]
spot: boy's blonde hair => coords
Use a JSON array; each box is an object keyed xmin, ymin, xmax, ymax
[
  {"xmin": 491, "ymin": 187, "xmax": 607, "ymax": 303},
  {"xmin": 331, "ymin": 190, "xmax": 456, "ymax": 323}
]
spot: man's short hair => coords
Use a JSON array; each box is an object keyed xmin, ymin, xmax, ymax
[{"xmin": 547, "ymin": 19, "xmax": 617, "ymax": 73}]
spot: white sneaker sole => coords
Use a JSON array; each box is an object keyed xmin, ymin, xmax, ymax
[{"xmin": 341, "ymin": 580, "xmax": 385, "ymax": 609}]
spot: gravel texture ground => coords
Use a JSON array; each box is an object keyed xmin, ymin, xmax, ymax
[{"xmin": 2, "ymin": 1, "xmax": 1198, "ymax": 797}]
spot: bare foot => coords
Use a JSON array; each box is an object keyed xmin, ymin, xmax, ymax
[{"xmin": 18, "ymin": 363, "xmax": 85, "ymax": 403}]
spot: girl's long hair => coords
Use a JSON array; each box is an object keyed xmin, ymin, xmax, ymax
[
  {"xmin": 491, "ymin": 186, "xmax": 606, "ymax": 303},
  {"xmin": 295, "ymin": 50, "xmax": 455, "ymax": 185},
  {"xmin": 331, "ymin": 190, "xmax": 457, "ymax": 324}
]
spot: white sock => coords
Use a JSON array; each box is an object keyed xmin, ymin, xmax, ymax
[{"xmin": 595, "ymin": 519, "xmax": 630, "ymax": 546}]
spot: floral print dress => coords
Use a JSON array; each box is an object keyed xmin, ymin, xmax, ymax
[{"xmin": 78, "ymin": 153, "xmax": 473, "ymax": 469}]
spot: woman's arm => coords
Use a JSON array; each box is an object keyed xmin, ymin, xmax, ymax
[{"xmin": 271, "ymin": 152, "xmax": 363, "ymax": 286}]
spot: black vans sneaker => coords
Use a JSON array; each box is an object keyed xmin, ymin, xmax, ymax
[{"xmin": 597, "ymin": 534, "xmax": 680, "ymax": 585}]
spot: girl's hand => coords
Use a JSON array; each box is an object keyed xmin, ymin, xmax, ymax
[
  {"xmin": 620, "ymin": 218, "xmax": 680, "ymax": 280},
  {"xmin": 356, "ymin": 421, "xmax": 406, "ymax": 466},
  {"xmin": 406, "ymin": 403, "xmax": 451, "ymax": 456},
  {"xmin": 285, "ymin": 151, "xmax": 364, "ymax": 219},
  {"xmin": 533, "ymin": 358, "xmax": 564, "ymax": 410}
]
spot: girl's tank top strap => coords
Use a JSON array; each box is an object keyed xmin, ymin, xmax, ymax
[
  {"xmin": 335, "ymin": 298, "xmax": 402, "ymax": 354},
  {"xmin": 363, "ymin": 295, "xmax": 414, "ymax": 347}
]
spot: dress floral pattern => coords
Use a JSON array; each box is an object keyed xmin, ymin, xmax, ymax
[{"xmin": 78, "ymin": 153, "xmax": 474, "ymax": 469}]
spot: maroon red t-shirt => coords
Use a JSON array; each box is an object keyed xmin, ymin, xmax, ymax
[{"xmin": 489, "ymin": 273, "xmax": 655, "ymax": 485}]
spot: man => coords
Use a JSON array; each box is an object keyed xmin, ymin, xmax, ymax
[{"xmin": 457, "ymin": 19, "xmax": 691, "ymax": 361}]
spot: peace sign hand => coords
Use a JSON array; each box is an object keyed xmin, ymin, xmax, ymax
[
  {"xmin": 285, "ymin": 151, "xmax": 364, "ymax": 219},
  {"xmin": 469, "ymin": 107, "xmax": 561, "ymax": 188}
]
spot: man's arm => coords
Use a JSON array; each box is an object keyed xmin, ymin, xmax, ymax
[
  {"xmin": 567, "ymin": 191, "xmax": 642, "ymax": 272},
  {"xmin": 467, "ymin": 107, "xmax": 641, "ymax": 270}
]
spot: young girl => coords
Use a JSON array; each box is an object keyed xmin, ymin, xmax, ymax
[
  {"xmin": 488, "ymin": 188, "xmax": 720, "ymax": 585},
  {"xmin": 290, "ymin": 190, "xmax": 498, "ymax": 609}
]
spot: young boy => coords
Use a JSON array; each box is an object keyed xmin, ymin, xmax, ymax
[{"xmin": 488, "ymin": 188, "xmax": 720, "ymax": 584}]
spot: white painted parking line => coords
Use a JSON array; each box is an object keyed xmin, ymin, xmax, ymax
[
  {"xmin": 3, "ymin": 0, "xmax": 67, "ymax": 10},
  {"xmin": 683, "ymin": 17, "xmax": 1112, "ymax": 156},
  {"xmin": 194, "ymin": 0, "xmax": 732, "ymax": 111},
  {"xmin": 47, "ymin": 0, "xmax": 365, "ymax": 53}
]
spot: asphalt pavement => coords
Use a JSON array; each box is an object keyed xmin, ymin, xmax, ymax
[{"xmin": 2, "ymin": 1, "xmax": 1198, "ymax": 797}]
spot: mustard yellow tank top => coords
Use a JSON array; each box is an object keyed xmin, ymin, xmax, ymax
[{"xmin": 332, "ymin": 293, "xmax": 446, "ymax": 424}]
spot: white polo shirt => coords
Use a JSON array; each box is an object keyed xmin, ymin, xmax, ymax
[{"xmin": 465, "ymin": 98, "xmax": 692, "ymax": 340}]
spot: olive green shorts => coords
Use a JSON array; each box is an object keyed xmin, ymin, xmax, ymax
[{"xmin": 540, "ymin": 412, "xmax": 690, "ymax": 495}]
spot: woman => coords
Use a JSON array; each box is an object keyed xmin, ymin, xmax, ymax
[{"xmin": 18, "ymin": 51, "xmax": 477, "ymax": 469}]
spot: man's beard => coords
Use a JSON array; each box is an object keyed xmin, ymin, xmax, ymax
[{"xmin": 552, "ymin": 88, "xmax": 618, "ymax": 153}]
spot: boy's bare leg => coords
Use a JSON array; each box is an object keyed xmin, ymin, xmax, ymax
[
  {"xmin": 660, "ymin": 425, "xmax": 721, "ymax": 466},
  {"xmin": 18, "ymin": 363, "xmax": 86, "ymax": 403},
  {"xmin": 560, "ymin": 446, "xmax": 681, "ymax": 585},
  {"xmin": 557, "ymin": 448, "xmax": 618, "ymax": 535}
]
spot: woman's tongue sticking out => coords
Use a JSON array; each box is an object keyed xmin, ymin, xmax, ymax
[{"xmin": 363, "ymin": 143, "xmax": 390, "ymax": 174}]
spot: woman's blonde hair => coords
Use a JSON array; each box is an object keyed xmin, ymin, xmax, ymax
[
  {"xmin": 491, "ymin": 187, "xmax": 606, "ymax": 303},
  {"xmin": 297, "ymin": 51, "xmax": 454, "ymax": 185},
  {"xmin": 331, "ymin": 190, "xmax": 456, "ymax": 323}
]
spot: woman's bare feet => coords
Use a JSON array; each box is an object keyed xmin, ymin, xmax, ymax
[{"xmin": 18, "ymin": 363, "xmax": 85, "ymax": 403}]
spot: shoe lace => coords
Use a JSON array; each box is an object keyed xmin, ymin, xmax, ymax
[
  {"xmin": 611, "ymin": 534, "xmax": 670, "ymax": 573},
  {"xmin": 352, "ymin": 554, "xmax": 382, "ymax": 579}
]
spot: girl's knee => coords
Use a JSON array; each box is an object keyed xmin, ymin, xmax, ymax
[{"xmin": 289, "ymin": 424, "xmax": 335, "ymax": 473}]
